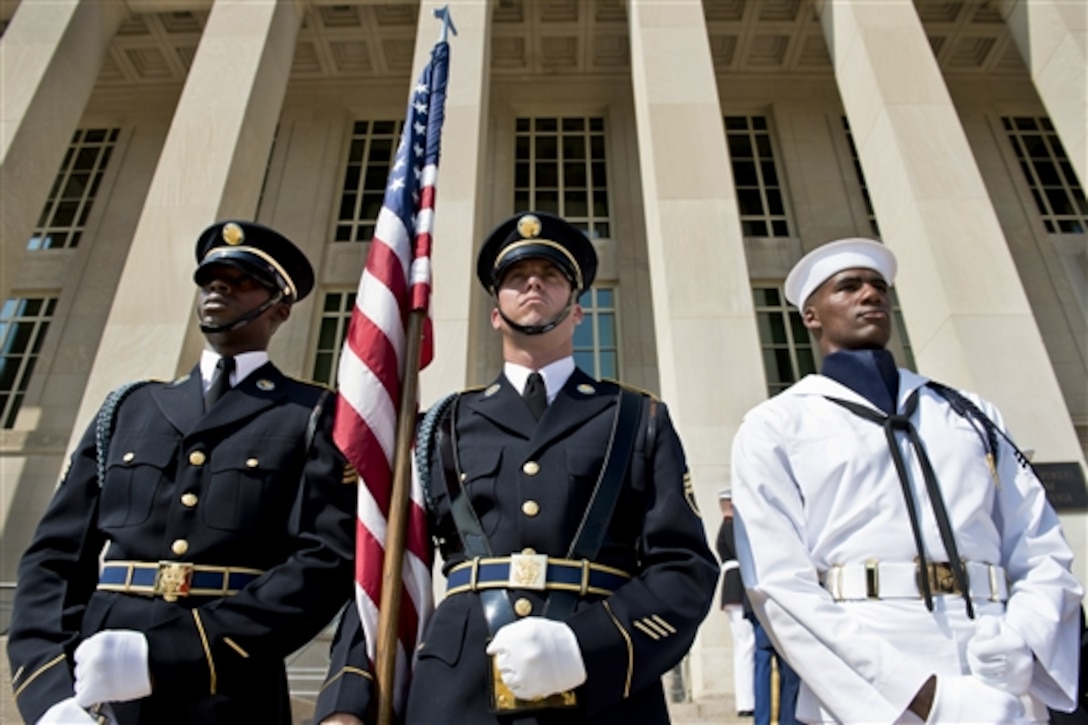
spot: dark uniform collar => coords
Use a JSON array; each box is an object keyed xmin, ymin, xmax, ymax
[{"xmin": 821, "ymin": 349, "xmax": 900, "ymax": 416}]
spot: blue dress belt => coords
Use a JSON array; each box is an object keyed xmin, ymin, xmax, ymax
[
  {"xmin": 445, "ymin": 557, "xmax": 630, "ymax": 596},
  {"xmin": 98, "ymin": 561, "xmax": 262, "ymax": 599}
]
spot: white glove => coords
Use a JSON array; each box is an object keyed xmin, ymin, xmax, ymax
[
  {"xmin": 73, "ymin": 630, "xmax": 152, "ymax": 708},
  {"xmin": 36, "ymin": 697, "xmax": 96, "ymax": 724},
  {"xmin": 966, "ymin": 614, "xmax": 1034, "ymax": 696},
  {"xmin": 927, "ymin": 674, "xmax": 1026, "ymax": 724},
  {"xmin": 485, "ymin": 617, "xmax": 587, "ymax": 700}
]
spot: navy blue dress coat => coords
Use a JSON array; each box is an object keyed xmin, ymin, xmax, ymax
[
  {"xmin": 317, "ymin": 368, "xmax": 718, "ymax": 724},
  {"xmin": 8, "ymin": 363, "xmax": 356, "ymax": 724}
]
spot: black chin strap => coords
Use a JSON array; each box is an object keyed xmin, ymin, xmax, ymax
[
  {"xmin": 198, "ymin": 291, "xmax": 284, "ymax": 334},
  {"xmin": 495, "ymin": 291, "xmax": 576, "ymax": 336}
]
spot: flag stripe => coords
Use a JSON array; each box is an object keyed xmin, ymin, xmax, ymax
[{"xmin": 335, "ymin": 36, "xmax": 449, "ymax": 714}]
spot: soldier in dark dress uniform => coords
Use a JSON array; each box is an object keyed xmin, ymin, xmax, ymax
[
  {"xmin": 8, "ymin": 221, "xmax": 357, "ymax": 724},
  {"xmin": 317, "ymin": 211, "xmax": 718, "ymax": 724}
]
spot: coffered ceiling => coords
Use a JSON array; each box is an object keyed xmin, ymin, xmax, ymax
[{"xmin": 2, "ymin": 0, "xmax": 1022, "ymax": 86}]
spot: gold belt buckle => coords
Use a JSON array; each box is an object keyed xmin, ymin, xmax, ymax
[
  {"xmin": 924, "ymin": 562, "xmax": 959, "ymax": 595},
  {"xmin": 155, "ymin": 561, "xmax": 194, "ymax": 602},
  {"xmin": 508, "ymin": 553, "xmax": 548, "ymax": 591}
]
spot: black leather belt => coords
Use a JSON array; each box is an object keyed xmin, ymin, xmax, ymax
[
  {"xmin": 446, "ymin": 555, "xmax": 630, "ymax": 597},
  {"xmin": 98, "ymin": 561, "xmax": 263, "ymax": 602}
]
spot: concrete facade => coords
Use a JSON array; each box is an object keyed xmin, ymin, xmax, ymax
[{"xmin": 1, "ymin": 0, "xmax": 1085, "ymax": 714}]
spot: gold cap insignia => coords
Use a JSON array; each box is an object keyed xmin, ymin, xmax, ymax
[
  {"xmin": 577, "ymin": 383, "xmax": 595, "ymax": 395},
  {"xmin": 484, "ymin": 383, "xmax": 501, "ymax": 397},
  {"xmin": 256, "ymin": 379, "xmax": 275, "ymax": 391},
  {"xmin": 516, "ymin": 214, "xmax": 542, "ymax": 239},
  {"xmin": 222, "ymin": 222, "xmax": 245, "ymax": 246}
]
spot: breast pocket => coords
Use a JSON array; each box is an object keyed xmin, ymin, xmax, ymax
[
  {"xmin": 457, "ymin": 445, "xmax": 503, "ymax": 538},
  {"xmin": 99, "ymin": 435, "xmax": 176, "ymax": 528},
  {"xmin": 202, "ymin": 438, "xmax": 298, "ymax": 532}
]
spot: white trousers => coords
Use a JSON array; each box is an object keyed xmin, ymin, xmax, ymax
[{"xmin": 725, "ymin": 603, "xmax": 755, "ymax": 712}]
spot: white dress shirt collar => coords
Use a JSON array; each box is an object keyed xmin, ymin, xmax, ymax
[
  {"xmin": 504, "ymin": 357, "xmax": 575, "ymax": 405},
  {"xmin": 200, "ymin": 349, "xmax": 270, "ymax": 392}
]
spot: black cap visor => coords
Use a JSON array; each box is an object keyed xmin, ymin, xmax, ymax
[
  {"xmin": 194, "ymin": 250, "xmax": 283, "ymax": 295},
  {"xmin": 492, "ymin": 241, "xmax": 581, "ymax": 293}
]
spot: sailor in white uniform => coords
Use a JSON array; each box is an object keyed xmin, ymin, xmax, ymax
[{"xmin": 731, "ymin": 238, "xmax": 1083, "ymax": 723}]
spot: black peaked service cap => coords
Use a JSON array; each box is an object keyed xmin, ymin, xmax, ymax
[
  {"xmin": 476, "ymin": 211, "xmax": 597, "ymax": 295},
  {"xmin": 194, "ymin": 220, "xmax": 314, "ymax": 303}
]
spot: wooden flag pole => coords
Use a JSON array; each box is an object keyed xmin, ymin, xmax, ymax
[{"xmin": 375, "ymin": 308, "xmax": 427, "ymax": 725}]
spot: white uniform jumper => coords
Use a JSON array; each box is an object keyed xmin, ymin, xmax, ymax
[{"xmin": 733, "ymin": 367, "xmax": 1082, "ymax": 723}]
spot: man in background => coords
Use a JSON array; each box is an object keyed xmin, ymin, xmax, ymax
[{"xmin": 715, "ymin": 488, "xmax": 755, "ymax": 718}]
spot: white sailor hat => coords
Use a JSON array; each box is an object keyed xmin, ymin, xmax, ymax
[
  {"xmin": 718, "ymin": 487, "xmax": 732, "ymax": 500},
  {"xmin": 784, "ymin": 237, "xmax": 897, "ymax": 307}
]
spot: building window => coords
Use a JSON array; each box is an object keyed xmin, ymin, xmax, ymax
[
  {"xmin": 574, "ymin": 286, "xmax": 618, "ymax": 379},
  {"xmin": 725, "ymin": 116, "xmax": 791, "ymax": 237},
  {"xmin": 28, "ymin": 129, "xmax": 119, "ymax": 250},
  {"xmin": 842, "ymin": 118, "xmax": 880, "ymax": 237},
  {"xmin": 1003, "ymin": 117, "xmax": 1087, "ymax": 233},
  {"xmin": 889, "ymin": 288, "xmax": 916, "ymax": 372},
  {"xmin": 335, "ymin": 120, "xmax": 403, "ymax": 243},
  {"xmin": 753, "ymin": 285, "xmax": 814, "ymax": 396},
  {"xmin": 1, "ymin": 296, "xmax": 58, "ymax": 428},
  {"xmin": 311, "ymin": 291, "xmax": 356, "ymax": 386},
  {"xmin": 514, "ymin": 117, "xmax": 611, "ymax": 239}
]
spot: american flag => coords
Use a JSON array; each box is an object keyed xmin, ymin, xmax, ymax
[{"xmin": 333, "ymin": 31, "xmax": 450, "ymax": 713}]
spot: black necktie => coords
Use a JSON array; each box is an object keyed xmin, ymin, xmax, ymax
[
  {"xmin": 204, "ymin": 356, "xmax": 235, "ymax": 411},
  {"xmin": 825, "ymin": 390, "xmax": 973, "ymax": 618},
  {"xmin": 523, "ymin": 372, "xmax": 547, "ymax": 420}
]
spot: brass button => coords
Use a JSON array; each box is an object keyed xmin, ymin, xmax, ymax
[
  {"xmin": 521, "ymin": 500, "xmax": 540, "ymax": 517},
  {"xmin": 522, "ymin": 461, "xmax": 540, "ymax": 476},
  {"xmin": 514, "ymin": 598, "xmax": 533, "ymax": 617},
  {"xmin": 521, "ymin": 547, "xmax": 537, "ymax": 556},
  {"xmin": 181, "ymin": 493, "xmax": 198, "ymax": 508},
  {"xmin": 189, "ymin": 451, "xmax": 206, "ymax": 466},
  {"xmin": 122, "ymin": 452, "xmax": 135, "ymax": 463},
  {"xmin": 171, "ymin": 539, "xmax": 189, "ymax": 556},
  {"xmin": 245, "ymin": 458, "xmax": 259, "ymax": 469}
]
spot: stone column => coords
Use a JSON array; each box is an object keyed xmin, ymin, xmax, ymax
[
  {"xmin": 818, "ymin": 0, "xmax": 1086, "ymax": 584},
  {"xmin": 69, "ymin": 0, "xmax": 305, "ymax": 441},
  {"xmin": 998, "ymin": 0, "xmax": 1087, "ymax": 189},
  {"xmin": 0, "ymin": 0, "xmax": 125, "ymax": 302},
  {"xmin": 628, "ymin": 0, "xmax": 768, "ymax": 701},
  {"xmin": 415, "ymin": 0, "xmax": 493, "ymax": 408}
]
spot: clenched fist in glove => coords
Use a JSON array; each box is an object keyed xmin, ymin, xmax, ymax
[
  {"xmin": 485, "ymin": 617, "xmax": 587, "ymax": 700},
  {"xmin": 966, "ymin": 614, "xmax": 1034, "ymax": 696},
  {"xmin": 926, "ymin": 674, "xmax": 1026, "ymax": 724},
  {"xmin": 73, "ymin": 630, "xmax": 152, "ymax": 708}
]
